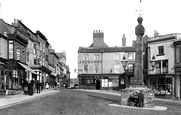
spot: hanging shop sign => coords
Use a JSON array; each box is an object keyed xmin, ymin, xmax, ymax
[
  {"xmin": 79, "ymin": 60, "xmax": 102, "ymax": 64},
  {"xmin": 9, "ymin": 41, "xmax": 14, "ymax": 59}
]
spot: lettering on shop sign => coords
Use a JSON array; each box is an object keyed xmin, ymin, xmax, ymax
[{"xmin": 79, "ymin": 60, "xmax": 102, "ymax": 64}]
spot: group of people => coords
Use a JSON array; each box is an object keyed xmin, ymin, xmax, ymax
[{"xmin": 23, "ymin": 80, "xmax": 43, "ymax": 95}]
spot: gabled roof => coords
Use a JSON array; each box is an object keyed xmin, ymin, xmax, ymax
[
  {"xmin": 78, "ymin": 46, "xmax": 136, "ymax": 53},
  {"xmin": 0, "ymin": 19, "xmax": 11, "ymax": 35},
  {"xmin": 89, "ymin": 42, "xmax": 109, "ymax": 48},
  {"xmin": 56, "ymin": 52, "xmax": 66, "ymax": 59}
]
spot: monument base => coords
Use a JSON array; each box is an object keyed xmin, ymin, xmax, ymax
[{"xmin": 120, "ymin": 86, "xmax": 155, "ymax": 108}]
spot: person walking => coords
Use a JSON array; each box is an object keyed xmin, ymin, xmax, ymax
[
  {"xmin": 28, "ymin": 80, "xmax": 34, "ymax": 95},
  {"xmin": 36, "ymin": 80, "xmax": 41, "ymax": 93},
  {"xmin": 54, "ymin": 82, "xmax": 57, "ymax": 89},
  {"xmin": 23, "ymin": 80, "xmax": 29, "ymax": 95}
]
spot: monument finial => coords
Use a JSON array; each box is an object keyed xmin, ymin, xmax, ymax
[
  {"xmin": 136, "ymin": 0, "xmax": 144, "ymax": 17},
  {"xmin": 137, "ymin": 17, "xmax": 143, "ymax": 25}
]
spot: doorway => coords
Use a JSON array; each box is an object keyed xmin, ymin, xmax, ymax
[{"xmin": 96, "ymin": 80, "xmax": 101, "ymax": 90}]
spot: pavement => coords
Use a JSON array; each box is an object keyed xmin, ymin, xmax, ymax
[
  {"xmin": 0, "ymin": 88, "xmax": 60, "ymax": 109},
  {"xmin": 0, "ymin": 88, "xmax": 180, "ymax": 110}
]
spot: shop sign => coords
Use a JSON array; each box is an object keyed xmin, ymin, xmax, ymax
[
  {"xmin": 79, "ymin": 60, "xmax": 102, "ymax": 64},
  {"xmin": 9, "ymin": 41, "xmax": 13, "ymax": 59}
]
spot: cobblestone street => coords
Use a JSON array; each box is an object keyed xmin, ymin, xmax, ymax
[{"xmin": 0, "ymin": 89, "xmax": 181, "ymax": 115}]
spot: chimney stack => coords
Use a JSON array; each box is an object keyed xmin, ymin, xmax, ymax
[
  {"xmin": 122, "ymin": 34, "xmax": 126, "ymax": 47},
  {"xmin": 93, "ymin": 30, "xmax": 104, "ymax": 48},
  {"xmin": 154, "ymin": 30, "xmax": 159, "ymax": 37}
]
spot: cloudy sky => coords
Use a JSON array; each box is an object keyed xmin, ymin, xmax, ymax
[{"xmin": 0, "ymin": 0, "xmax": 181, "ymax": 78}]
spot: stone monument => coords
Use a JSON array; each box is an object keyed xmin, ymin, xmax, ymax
[
  {"xmin": 133, "ymin": 17, "xmax": 145, "ymax": 87},
  {"xmin": 120, "ymin": 16, "xmax": 155, "ymax": 108}
]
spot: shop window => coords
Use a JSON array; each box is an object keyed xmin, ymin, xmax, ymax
[
  {"xmin": 162, "ymin": 60, "xmax": 168, "ymax": 73},
  {"xmin": 156, "ymin": 61, "xmax": 161, "ymax": 74},
  {"xmin": 150, "ymin": 77, "xmax": 172, "ymax": 96},
  {"xmin": 108, "ymin": 76, "xmax": 119, "ymax": 87},
  {"xmin": 157, "ymin": 46, "xmax": 164, "ymax": 56},
  {"xmin": 128, "ymin": 63, "xmax": 134, "ymax": 73}
]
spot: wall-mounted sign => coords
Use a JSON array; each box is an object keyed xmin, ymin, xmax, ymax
[
  {"xmin": 79, "ymin": 60, "xmax": 102, "ymax": 64},
  {"xmin": 9, "ymin": 41, "xmax": 13, "ymax": 59}
]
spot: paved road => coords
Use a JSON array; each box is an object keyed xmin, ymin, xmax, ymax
[{"xmin": 0, "ymin": 89, "xmax": 181, "ymax": 115}]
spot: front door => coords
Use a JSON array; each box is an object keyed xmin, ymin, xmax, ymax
[{"xmin": 96, "ymin": 80, "xmax": 101, "ymax": 90}]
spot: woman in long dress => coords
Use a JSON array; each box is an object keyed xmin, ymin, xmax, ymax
[{"xmin": 28, "ymin": 80, "xmax": 34, "ymax": 95}]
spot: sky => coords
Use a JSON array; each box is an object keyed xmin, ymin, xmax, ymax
[{"xmin": 0, "ymin": 0, "xmax": 181, "ymax": 78}]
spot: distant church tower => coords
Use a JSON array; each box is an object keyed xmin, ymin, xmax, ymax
[{"xmin": 122, "ymin": 34, "xmax": 126, "ymax": 47}]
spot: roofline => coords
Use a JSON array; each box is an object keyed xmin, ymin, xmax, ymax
[
  {"xmin": 18, "ymin": 20, "xmax": 37, "ymax": 37},
  {"xmin": 147, "ymin": 33, "xmax": 181, "ymax": 43},
  {"xmin": 35, "ymin": 30, "xmax": 47, "ymax": 41},
  {"xmin": 78, "ymin": 47, "xmax": 136, "ymax": 53},
  {"xmin": 53, "ymin": 52, "xmax": 59, "ymax": 59},
  {"xmin": 0, "ymin": 33, "xmax": 8, "ymax": 40}
]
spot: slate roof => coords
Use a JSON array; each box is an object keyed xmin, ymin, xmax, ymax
[
  {"xmin": 78, "ymin": 46, "xmax": 136, "ymax": 53},
  {"xmin": 89, "ymin": 42, "xmax": 109, "ymax": 48},
  {"xmin": 0, "ymin": 19, "xmax": 11, "ymax": 35},
  {"xmin": 56, "ymin": 52, "xmax": 66, "ymax": 59}
]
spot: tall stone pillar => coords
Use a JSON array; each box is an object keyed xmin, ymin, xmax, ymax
[
  {"xmin": 132, "ymin": 17, "xmax": 145, "ymax": 87},
  {"xmin": 120, "ymin": 17, "xmax": 155, "ymax": 108}
]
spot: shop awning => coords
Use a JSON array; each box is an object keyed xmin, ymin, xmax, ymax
[{"xmin": 18, "ymin": 62, "xmax": 37, "ymax": 75}]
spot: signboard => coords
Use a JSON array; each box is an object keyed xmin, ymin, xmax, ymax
[
  {"xmin": 79, "ymin": 60, "xmax": 102, "ymax": 64},
  {"xmin": 9, "ymin": 41, "xmax": 13, "ymax": 59}
]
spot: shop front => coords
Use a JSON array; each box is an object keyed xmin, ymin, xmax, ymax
[
  {"xmin": 0, "ymin": 58, "xmax": 7, "ymax": 93},
  {"xmin": 3, "ymin": 60, "xmax": 38, "ymax": 95},
  {"xmin": 5, "ymin": 60, "xmax": 27, "ymax": 94},
  {"xmin": 147, "ymin": 74, "xmax": 174, "ymax": 98},
  {"xmin": 175, "ymin": 67, "xmax": 181, "ymax": 100},
  {"xmin": 78, "ymin": 74, "xmax": 124, "ymax": 90}
]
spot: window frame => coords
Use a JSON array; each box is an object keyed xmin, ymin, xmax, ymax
[{"xmin": 157, "ymin": 46, "xmax": 165, "ymax": 56}]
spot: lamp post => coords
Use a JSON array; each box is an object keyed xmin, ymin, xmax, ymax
[
  {"xmin": 150, "ymin": 55, "xmax": 156, "ymax": 70},
  {"xmin": 121, "ymin": 55, "xmax": 128, "ymax": 71}
]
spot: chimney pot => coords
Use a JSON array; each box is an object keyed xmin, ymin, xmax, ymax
[{"xmin": 154, "ymin": 30, "xmax": 159, "ymax": 37}]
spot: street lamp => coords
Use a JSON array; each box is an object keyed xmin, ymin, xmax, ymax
[
  {"xmin": 150, "ymin": 54, "xmax": 156, "ymax": 70},
  {"xmin": 121, "ymin": 54, "xmax": 156, "ymax": 71},
  {"xmin": 121, "ymin": 55, "xmax": 128, "ymax": 71}
]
